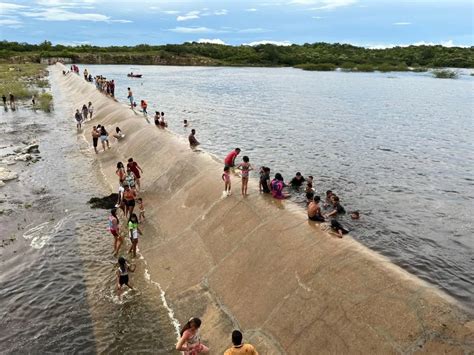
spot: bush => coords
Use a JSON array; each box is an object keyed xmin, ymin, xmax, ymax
[
  {"xmin": 340, "ymin": 62, "xmax": 356, "ymax": 71},
  {"xmin": 411, "ymin": 67, "xmax": 428, "ymax": 72},
  {"xmin": 432, "ymin": 69, "xmax": 458, "ymax": 79},
  {"xmin": 295, "ymin": 63, "xmax": 336, "ymax": 71},
  {"xmin": 355, "ymin": 64, "xmax": 375, "ymax": 72},
  {"xmin": 38, "ymin": 92, "xmax": 53, "ymax": 112}
]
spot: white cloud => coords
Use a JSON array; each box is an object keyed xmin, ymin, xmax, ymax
[
  {"xmin": 365, "ymin": 40, "xmax": 467, "ymax": 49},
  {"xmin": 0, "ymin": 2, "xmax": 27, "ymax": 12},
  {"xmin": 20, "ymin": 8, "xmax": 130, "ymax": 22},
  {"xmin": 197, "ymin": 38, "xmax": 226, "ymax": 45},
  {"xmin": 177, "ymin": 10, "xmax": 200, "ymax": 21},
  {"xmin": 163, "ymin": 10, "xmax": 180, "ymax": 15},
  {"xmin": 393, "ymin": 22, "xmax": 411, "ymax": 25},
  {"xmin": 0, "ymin": 17, "xmax": 22, "ymax": 28},
  {"xmin": 169, "ymin": 26, "xmax": 215, "ymax": 33},
  {"xmin": 312, "ymin": 16, "xmax": 323, "ymax": 19},
  {"xmin": 213, "ymin": 9, "xmax": 227, "ymax": 15},
  {"xmin": 293, "ymin": 0, "xmax": 357, "ymax": 10},
  {"xmin": 244, "ymin": 40, "xmax": 292, "ymax": 46},
  {"xmin": 36, "ymin": 0, "xmax": 96, "ymax": 8},
  {"xmin": 238, "ymin": 28, "xmax": 270, "ymax": 33},
  {"xmin": 246, "ymin": 8, "xmax": 258, "ymax": 12}
]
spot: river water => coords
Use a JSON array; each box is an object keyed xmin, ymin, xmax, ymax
[
  {"xmin": 0, "ymin": 73, "xmax": 177, "ymax": 353},
  {"xmin": 91, "ymin": 64, "xmax": 473, "ymax": 310},
  {"xmin": 0, "ymin": 66, "xmax": 473, "ymax": 352}
]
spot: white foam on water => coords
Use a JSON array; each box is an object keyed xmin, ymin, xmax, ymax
[
  {"xmin": 23, "ymin": 216, "xmax": 70, "ymax": 249},
  {"xmin": 142, "ymin": 260, "xmax": 181, "ymax": 339}
]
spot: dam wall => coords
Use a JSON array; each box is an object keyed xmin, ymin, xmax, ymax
[{"xmin": 52, "ymin": 64, "xmax": 473, "ymax": 353}]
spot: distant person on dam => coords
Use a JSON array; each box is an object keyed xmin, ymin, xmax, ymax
[
  {"xmin": 224, "ymin": 330, "xmax": 258, "ymax": 355},
  {"xmin": 154, "ymin": 111, "xmax": 160, "ymax": 125},
  {"xmin": 75, "ymin": 109, "xmax": 83, "ymax": 130},
  {"xmin": 140, "ymin": 100, "xmax": 148, "ymax": 115},
  {"xmin": 99, "ymin": 125, "xmax": 110, "ymax": 151},
  {"xmin": 176, "ymin": 317, "xmax": 210, "ymax": 354},
  {"xmin": 127, "ymin": 87, "xmax": 134, "ymax": 109},
  {"xmin": 88, "ymin": 101, "xmax": 94, "ymax": 118},
  {"xmin": 188, "ymin": 129, "xmax": 200, "ymax": 147},
  {"xmin": 224, "ymin": 148, "xmax": 241, "ymax": 170},
  {"xmin": 82, "ymin": 104, "xmax": 88, "ymax": 120},
  {"xmin": 2, "ymin": 94, "xmax": 6, "ymax": 106}
]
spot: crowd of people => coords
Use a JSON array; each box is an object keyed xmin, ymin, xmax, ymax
[{"xmin": 67, "ymin": 64, "xmax": 365, "ymax": 353}]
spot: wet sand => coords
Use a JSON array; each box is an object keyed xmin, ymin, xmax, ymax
[{"xmin": 52, "ymin": 64, "xmax": 473, "ymax": 353}]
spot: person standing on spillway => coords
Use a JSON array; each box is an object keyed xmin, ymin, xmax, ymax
[
  {"xmin": 127, "ymin": 158, "xmax": 143, "ymax": 192},
  {"xmin": 127, "ymin": 87, "xmax": 134, "ymax": 109},
  {"xmin": 224, "ymin": 148, "xmax": 241, "ymax": 171}
]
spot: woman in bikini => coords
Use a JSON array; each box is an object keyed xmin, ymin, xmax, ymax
[
  {"xmin": 176, "ymin": 317, "xmax": 209, "ymax": 354},
  {"xmin": 122, "ymin": 185, "xmax": 137, "ymax": 218}
]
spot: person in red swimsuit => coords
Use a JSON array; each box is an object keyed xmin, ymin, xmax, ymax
[{"xmin": 127, "ymin": 158, "xmax": 143, "ymax": 192}]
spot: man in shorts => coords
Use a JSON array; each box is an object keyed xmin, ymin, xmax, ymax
[
  {"xmin": 224, "ymin": 148, "xmax": 241, "ymax": 170},
  {"xmin": 91, "ymin": 126, "xmax": 100, "ymax": 153}
]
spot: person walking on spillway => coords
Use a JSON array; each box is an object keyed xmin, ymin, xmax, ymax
[
  {"xmin": 224, "ymin": 148, "xmax": 241, "ymax": 172},
  {"xmin": 116, "ymin": 256, "xmax": 135, "ymax": 297},
  {"xmin": 127, "ymin": 87, "xmax": 134, "ymax": 109}
]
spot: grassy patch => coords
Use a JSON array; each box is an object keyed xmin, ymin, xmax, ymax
[
  {"xmin": 354, "ymin": 64, "xmax": 375, "ymax": 72},
  {"xmin": 377, "ymin": 63, "xmax": 410, "ymax": 72},
  {"xmin": 432, "ymin": 69, "xmax": 458, "ymax": 79},
  {"xmin": 0, "ymin": 63, "xmax": 52, "ymax": 111}
]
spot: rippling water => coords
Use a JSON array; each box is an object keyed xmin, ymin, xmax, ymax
[
  {"xmin": 0, "ymin": 74, "xmax": 177, "ymax": 352},
  {"xmin": 87, "ymin": 64, "xmax": 473, "ymax": 310}
]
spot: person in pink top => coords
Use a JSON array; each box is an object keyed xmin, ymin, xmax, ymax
[
  {"xmin": 222, "ymin": 166, "xmax": 231, "ymax": 196},
  {"xmin": 176, "ymin": 317, "xmax": 209, "ymax": 354},
  {"xmin": 224, "ymin": 148, "xmax": 241, "ymax": 170},
  {"xmin": 236, "ymin": 156, "xmax": 253, "ymax": 196}
]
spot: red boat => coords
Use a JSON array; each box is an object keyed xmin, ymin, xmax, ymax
[{"xmin": 127, "ymin": 73, "xmax": 142, "ymax": 78}]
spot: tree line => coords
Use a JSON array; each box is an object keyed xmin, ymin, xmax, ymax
[{"xmin": 1, "ymin": 40, "xmax": 472, "ymax": 69}]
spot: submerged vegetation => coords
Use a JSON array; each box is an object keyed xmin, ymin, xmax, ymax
[
  {"xmin": 432, "ymin": 69, "xmax": 459, "ymax": 79},
  {"xmin": 0, "ymin": 40, "xmax": 473, "ymax": 72},
  {"xmin": 0, "ymin": 63, "xmax": 52, "ymax": 111}
]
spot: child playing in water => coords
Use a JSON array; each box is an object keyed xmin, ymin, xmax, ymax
[
  {"xmin": 128, "ymin": 213, "xmax": 142, "ymax": 258},
  {"xmin": 236, "ymin": 156, "xmax": 253, "ymax": 196},
  {"xmin": 305, "ymin": 175, "xmax": 314, "ymax": 193},
  {"xmin": 222, "ymin": 166, "xmax": 231, "ymax": 196},
  {"xmin": 116, "ymin": 256, "xmax": 136, "ymax": 297},
  {"xmin": 137, "ymin": 198, "xmax": 145, "ymax": 222}
]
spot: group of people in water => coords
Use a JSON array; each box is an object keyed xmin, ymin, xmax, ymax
[{"xmin": 221, "ymin": 147, "xmax": 360, "ymax": 237}]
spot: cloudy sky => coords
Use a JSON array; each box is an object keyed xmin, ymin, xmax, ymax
[{"xmin": 0, "ymin": 0, "xmax": 472, "ymax": 47}]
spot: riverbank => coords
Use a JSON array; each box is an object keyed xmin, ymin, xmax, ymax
[
  {"xmin": 0, "ymin": 64, "xmax": 52, "ymax": 111},
  {"xmin": 53, "ymin": 64, "xmax": 473, "ymax": 353}
]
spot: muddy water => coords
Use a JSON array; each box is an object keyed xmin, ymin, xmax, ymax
[{"xmin": 0, "ymin": 75, "xmax": 177, "ymax": 352}]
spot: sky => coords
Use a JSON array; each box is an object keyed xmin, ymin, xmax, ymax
[{"xmin": 0, "ymin": 0, "xmax": 473, "ymax": 48}]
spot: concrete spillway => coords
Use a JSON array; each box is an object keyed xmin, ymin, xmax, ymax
[{"xmin": 53, "ymin": 64, "xmax": 473, "ymax": 353}]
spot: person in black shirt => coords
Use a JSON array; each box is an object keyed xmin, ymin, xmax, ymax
[
  {"xmin": 289, "ymin": 172, "xmax": 305, "ymax": 189},
  {"xmin": 325, "ymin": 195, "xmax": 346, "ymax": 218},
  {"xmin": 259, "ymin": 166, "xmax": 271, "ymax": 193}
]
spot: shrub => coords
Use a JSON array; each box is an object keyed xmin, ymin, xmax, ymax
[
  {"xmin": 432, "ymin": 69, "xmax": 458, "ymax": 79},
  {"xmin": 355, "ymin": 64, "xmax": 375, "ymax": 72},
  {"xmin": 38, "ymin": 92, "xmax": 53, "ymax": 112}
]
